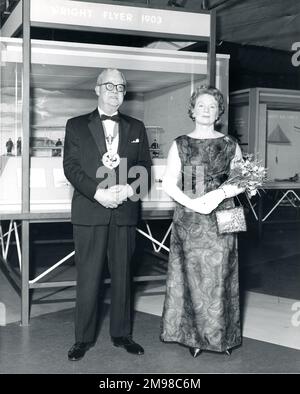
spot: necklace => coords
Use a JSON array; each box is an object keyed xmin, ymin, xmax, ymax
[{"xmin": 102, "ymin": 126, "xmax": 120, "ymax": 169}]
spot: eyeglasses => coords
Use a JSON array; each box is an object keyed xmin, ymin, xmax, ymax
[{"xmin": 98, "ymin": 82, "xmax": 126, "ymax": 93}]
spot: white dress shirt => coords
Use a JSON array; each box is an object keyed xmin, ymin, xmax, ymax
[{"xmin": 98, "ymin": 107, "xmax": 119, "ymax": 155}]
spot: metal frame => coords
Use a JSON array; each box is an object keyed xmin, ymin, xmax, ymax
[
  {"xmin": 0, "ymin": 0, "xmax": 217, "ymax": 325},
  {"xmin": 261, "ymin": 190, "xmax": 300, "ymax": 222},
  {"xmin": 0, "ymin": 209, "xmax": 173, "ymax": 315},
  {"xmin": 0, "ymin": 220, "xmax": 22, "ymax": 268},
  {"xmin": 241, "ymin": 186, "xmax": 300, "ymax": 240}
]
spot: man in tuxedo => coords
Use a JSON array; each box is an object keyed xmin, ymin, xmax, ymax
[{"xmin": 63, "ymin": 68, "xmax": 151, "ymax": 361}]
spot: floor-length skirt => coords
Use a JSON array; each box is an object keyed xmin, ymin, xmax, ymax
[{"xmin": 161, "ymin": 210, "xmax": 242, "ymax": 352}]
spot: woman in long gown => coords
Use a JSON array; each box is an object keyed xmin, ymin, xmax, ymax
[{"xmin": 160, "ymin": 86, "xmax": 244, "ymax": 357}]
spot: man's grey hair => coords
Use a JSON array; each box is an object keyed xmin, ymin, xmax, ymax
[{"xmin": 96, "ymin": 68, "xmax": 127, "ymax": 87}]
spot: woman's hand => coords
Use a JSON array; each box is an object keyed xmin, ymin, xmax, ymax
[
  {"xmin": 189, "ymin": 190, "xmax": 224, "ymax": 214},
  {"xmin": 221, "ymin": 184, "xmax": 245, "ymax": 198}
]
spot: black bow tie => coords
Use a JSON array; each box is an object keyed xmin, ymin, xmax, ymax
[{"xmin": 100, "ymin": 114, "xmax": 120, "ymax": 122}]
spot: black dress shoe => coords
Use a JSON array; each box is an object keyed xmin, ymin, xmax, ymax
[
  {"xmin": 189, "ymin": 347, "xmax": 202, "ymax": 358},
  {"xmin": 68, "ymin": 342, "xmax": 91, "ymax": 361},
  {"xmin": 112, "ymin": 336, "xmax": 144, "ymax": 355}
]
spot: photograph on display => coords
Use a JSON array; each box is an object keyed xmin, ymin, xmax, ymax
[{"xmin": 266, "ymin": 110, "xmax": 300, "ymax": 182}]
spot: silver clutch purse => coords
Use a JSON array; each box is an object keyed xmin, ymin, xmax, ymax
[{"xmin": 215, "ymin": 207, "xmax": 247, "ymax": 234}]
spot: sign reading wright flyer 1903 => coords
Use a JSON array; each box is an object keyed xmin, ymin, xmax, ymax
[{"xmin": 30, "ymin": 0, "xmax": 210, "ymax": 40}]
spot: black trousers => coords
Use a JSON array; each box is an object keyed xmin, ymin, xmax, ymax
[{"xmin": 73, "ymin": 214, "xmax": 136, "ymax": 343}]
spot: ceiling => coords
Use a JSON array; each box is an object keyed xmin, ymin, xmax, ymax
[
  {"xmin": 0, "ymin": 0, "xmax": 299, "ymax": 53},
  {"xmin": 205, "ymin": 0, "xmax": 299, "ymax": 53}
]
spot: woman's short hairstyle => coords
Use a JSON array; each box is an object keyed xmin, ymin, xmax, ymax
[{"xmin": 188, "ymin": 85, "xmax": 225, "ymax": 121}]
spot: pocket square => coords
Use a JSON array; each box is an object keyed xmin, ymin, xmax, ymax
[{"xmin": 131, "ymin": 138, "xmax": 139, "ymax": 143}]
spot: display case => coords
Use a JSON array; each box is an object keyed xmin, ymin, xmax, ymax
[
  {"xmin": 229, "ymin": 88, "xmax": 300, "ymax": 239},
  {"xmin": 229, "ymin": 88, "xmax": 300, "ymax": 184},
  {"xmin": 0, "ymin": 38, "xmax": 229, "ymax": 214},
  {"xmin": 0, "ymin": 0, "xmax": 224, "ymax": 326}
]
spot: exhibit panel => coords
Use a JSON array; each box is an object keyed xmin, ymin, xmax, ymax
[
  {"xmin": 0, "ymin": 38, "xmax": 229, "ymax": 214},
  {"xmin": 266, "ymin": 110, "xmax": 300, "ymax": 181}
]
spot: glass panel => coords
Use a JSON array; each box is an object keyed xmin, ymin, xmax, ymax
[
  {"xmin": 228, "ymin": 104, "xmax": 250, "ymax": 155},
  {"xmin": 1, "ymin": 39, "xmax": 228, "ymax": 213},
  {"xmin": 0, "ymin": 50, "xmax": 22, "ymax": 214}
]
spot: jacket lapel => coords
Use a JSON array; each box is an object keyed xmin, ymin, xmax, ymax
[
  {"xmin": 118, "ymin": 113, "xmax": 130, "ymax": 157},
  {"xmin": 88, "ymin": 109, "xmax": 107, "ymax": 159},
  {"xmin": 88, "ymin": 110, "xmax": 131, "ymax": 160}
]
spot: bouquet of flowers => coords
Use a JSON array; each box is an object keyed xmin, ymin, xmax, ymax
[{"xmin": 224, "ymin": 154, "xmax": 268, "ymax": 198}]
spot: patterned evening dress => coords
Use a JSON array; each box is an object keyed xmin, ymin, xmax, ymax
[{"xmin": 161, "ymin": 134, "xmax": 242, "ymax": 352}]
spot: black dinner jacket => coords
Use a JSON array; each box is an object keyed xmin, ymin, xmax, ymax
[{"xmin": 63, "ymin": 109, "xmax": 152, "ymax": 225}]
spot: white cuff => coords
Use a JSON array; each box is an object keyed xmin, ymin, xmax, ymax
[{"xmin": 126, "ymin": 184, "xmax": 134, "ymax": 198}]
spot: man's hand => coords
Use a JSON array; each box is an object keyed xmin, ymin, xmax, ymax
[
  {"xmin": 94, "ymin": 188, "xmax": 120, "ymax": 208},
  {"xmin": 109, "ymin": 184, "xmax": 134, "ymax": 203},
  {"xmin": 94, "ymin": 184, "xmax": 134, "ymax": 208}
]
